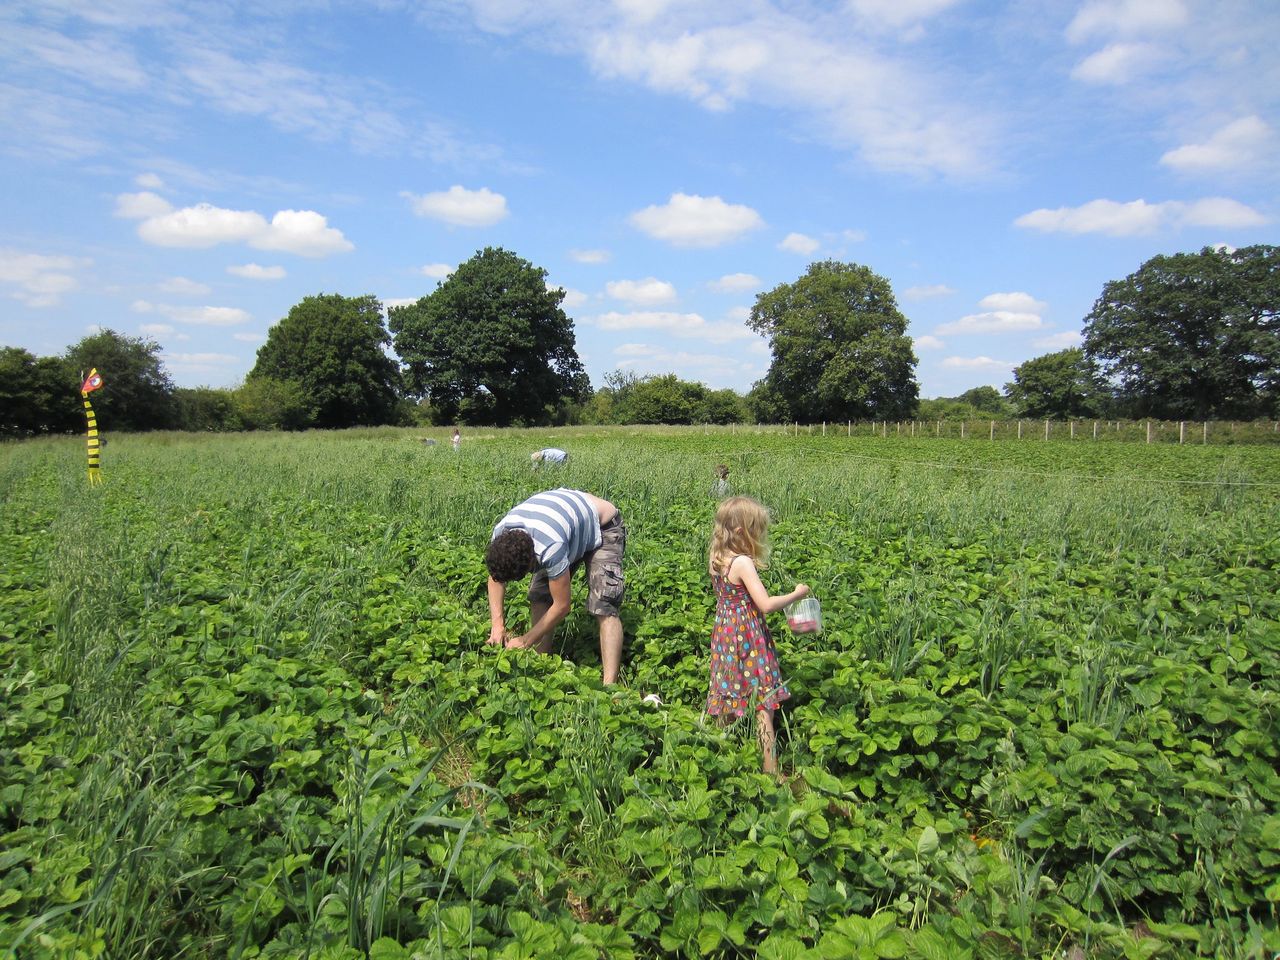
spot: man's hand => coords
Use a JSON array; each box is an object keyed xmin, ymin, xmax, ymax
[
  {"xmin": 504, "ymin": 632, "xmax": 533, "ymax": 650},
  {"xmin": 487, "ymin": 628, "xmax": 506, "ymax": 646}
]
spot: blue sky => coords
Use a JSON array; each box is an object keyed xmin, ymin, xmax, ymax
[{"xmin": 1, "ymin": 0, "xmax": 1276, "ymax": 400}]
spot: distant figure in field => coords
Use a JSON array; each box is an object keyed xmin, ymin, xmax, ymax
[
  {"xmin": 713, "ymin": 464, "xmax": 730, "ymax": 498},
  {"xmin": 485, "ymin": 487, "xmax": 626, "ymax": 685},
  {"xmin": 531, "ymin": 448, "xmax": 568, "ymax": 465},
  {"xmin": 452, "ymin": 428, "xmax": 461, "ymax": 452}
]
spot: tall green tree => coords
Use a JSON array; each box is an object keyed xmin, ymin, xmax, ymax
[
  {"xmin": 250, "ymin": 293, "xmax": 401, "ymax": 429},
  {"xmin": 63, "ymin": 329, "xmax": 176, "ymax": 431},
  {"xmin": 389, "ymin": 247, "xmax": 588, "ymax": 426},
  {"xmin": 1005, "ymin": 348, "xmax": 1108, "ymax": 419},
  {"xmin": 0, "ymin": 347, "xmax": 79, "ymax": 436},
  {"xmin": 1082, "ymin": 245, "xmax": 1280, "ymax": 419},
  {"xmin": 749, "ymin": 260, "xmax": 918, "ymax": 422}
]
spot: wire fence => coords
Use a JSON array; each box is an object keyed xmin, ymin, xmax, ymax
[{"xmin": 696, "ymin": 418, "xmax": 1280, "ymax": 445}]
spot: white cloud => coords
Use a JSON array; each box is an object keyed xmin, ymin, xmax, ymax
[
  {"xmin": 1066, "ymin": 0, "xmax": 1189, "ymax": 43},
  {"xmin": 115, "ymin": 191, "xmax": 174, "ymax": 219},
  {"xmin": 779, "ymin": 232, "xmax": 820, "ymax": 255},
  {"xmin": 132, "ymin": 202, "xmax": 352, "ymax": 256},
  {"xmin": 1014, "ymin": 197, "xmax": 1268, "ymax": 236},
  {"xmin": 383, "ymin": 297, "xmax": 418, "ymax": 311},
  {"xmin": 131, "ymin": 299, "xmax": 155, "ymax": 313},
  {"xmin": 846, "ymin": 0, "xmax": 963, "ymax": 31},
  {"xmin": 1033, "ymin": 331, "xmax": 1083, "ymax": 350},
  {"xmin": 628, "ymin": 193, "xmax": 763, "ymax": 247},
  {"xmin": 165, "ymin": 305, "xmax": 252, "ymax": 326},
  {"xmin": 233, "ymin": 332, "xmax": 264, "ymax": 343},
  {"xmin": 253, "ymin": 210, "xmax": 354, "ymax": 257},
  {"xmin": 1160, "ymin": 116, "xmax": 1274, "ymax": 174},
  {"xmin": 555, "ymin": 286, "xmax": 589, "ymax": 308},
  {"xmin": 941, "ymin": 356, "xmax": 1013, "ymax": 370},
  {"xmin": 570, "ymin": 248, "xmax": 611, "ymax": 263},
  {"xmin": 582, "ymin": 10, "xmax": 990, "ymax": 177},
  {"xmin": 913, "ymin": 334, "xmax": 945, "ymax": 350},
  {"xmin": 419, "ymin": 263, "xmax": 455, "ymax": 279},
  {"xmin": 228, "ymin": 263, "xmax": 286, "ymax": 280},
  {"xmin": 160, "ymin": 276, "xmax": 211, "ymax": 296},
  {"xmin": 903, "ymin": 284, "xmax": 955, "ymax": 301},
  {"xmin": 594, "ymin": 310, "xmax": 759, "ymax": 344},
  {"xmin": 138, "ymin": 322, "xmax": 174, "ymax": 336},
  {"xmin": 135, "ymin": 172, "xmax": 165, "ymax": 190},
  {"xmin": 0, "ymin": 248, "xmax": 87, "ymax": 307},
  {"xmin": 163, "ymin": 352, "xmax": 240, "ymax": 373},
  {"xmin": 710, "ymin": 272, "xmax": 761, "ymax": 293},
  {"xmin": 403, "ymin": 185, "xmax": 508, "ymax": 226},
  {"xmin": 978, "ymin": 291, "xmax": 1046, "ymax": 313},
  {"xmin": 611, "ymin": 342, "xmax": 764, "ymax": 384},
  {"xmin": 1070, "ymin": 42, "xmax": 1165, "ymax": 85},
  {"xmin": 936, "ymin": 311, "xmax": 1043, "ymax": 335},
  {"xmin": 605, "ymin": 277, "xmax": 678, "ymax": 304}
]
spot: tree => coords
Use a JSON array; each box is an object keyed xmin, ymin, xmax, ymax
[
  {"xmin": 749, "ymin": 260, "xmax": 919, "ymax": 422},
  {"xmin": 1005, "ymin": 348, "xmax": 1108, "ymax": 419},
  {"xmin": 174, "ymin": 387, "xmax": 243, "ymax": 432},
  {"xmin": 250, "ymin": 294, "xmax": 401, "ymax": 429},
  {"xmin": 233, "ymin": 377, "xmax": 311, "ymax": 431},
  {"xmin": 389, "ymin": 247, "xmax": 588, "ymax": 426},
  {"xmin": 1082, "ymin": 245, "xmax": 1280, "ymax": 420},
  {"xmin": 957, "ymin": 386, "xmax": 1007, "ymax": 415},
  {"xmin": 63, "ymin": 329, "xmax": 176, "ymax": 431},
  {"xmin": 0, "ymin": 347, "xmax": 79, "ymax": 436}
]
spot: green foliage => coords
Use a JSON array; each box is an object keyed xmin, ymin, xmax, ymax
[
  {"xmin": 389, "ymin": 247, "xmax": 588, "ymax": 427},
  {"xmin": 174, "ymin": 386, "xmax": 244, "ymax": 432},
  {"xmin": 1005, "ymin": 348, "xmax": 1109, "ymax": 419},
  {"xmin": 1083, "ymin": 244, "xmax": 1280, "ymax": 420},
  {"xmin": 2, "ymin": 429, "xmax": 1278, "ymax": 959},
  {"xmin": 0, "ymin": 347, "xmax": 79, "ymax": 436},
  {"xmin": 250, "ymin": 293, "xmax": 402, "ymax": 429},
  {"xmin": 233, "ymin": 376, "xmax": 313, "ymax": 430},
  {"xmin": 750, "ymin": 260, "xmax": 919, "ymax": 422},
  {"xmin": 589, "ymin": 371, "xmax": 748, "ymax": 424},
  {"xmin": 63, "ymin": 328, "xmax": 177, "ymax": 430}
]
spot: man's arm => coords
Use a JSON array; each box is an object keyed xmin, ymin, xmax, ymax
[
  {"xmin": 507, "ymin": 573, "xmax": 571, "ymax": 650},
  {"xmin": 487, "ymin": 576, "xmax": 508, "ymax": 645}
]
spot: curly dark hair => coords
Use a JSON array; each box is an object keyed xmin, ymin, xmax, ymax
[{"xmin": 486, "ymin": 528, "xmax": 536, "ymax": 582}]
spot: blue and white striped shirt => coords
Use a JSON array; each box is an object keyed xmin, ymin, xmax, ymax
[{"xmin": 491, "ymin": 488, "xmax": 601, "ymax": 579}]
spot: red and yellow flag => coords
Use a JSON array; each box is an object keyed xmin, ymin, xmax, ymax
[{"xmin": 81, "ymin": 368, "xmax": 103, "ymax": 394}]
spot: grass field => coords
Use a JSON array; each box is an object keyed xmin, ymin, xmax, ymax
[{"xmin": 2, "ymin": 427, "xmax": 1278, "ymax": 959}]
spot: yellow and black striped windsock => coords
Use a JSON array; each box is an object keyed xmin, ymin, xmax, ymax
[{"xmin": 80, "ymin": 368, "xmax": 104, "ymax": 485}]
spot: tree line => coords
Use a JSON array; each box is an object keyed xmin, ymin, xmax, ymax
[{"xmin": 2, "ymin": 244, "xmax": 1275, "ymax": 437}]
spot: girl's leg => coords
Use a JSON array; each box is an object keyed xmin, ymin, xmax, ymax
[{"xmin": 756, "ymin": 707, "xmax": 777, "ymax": 775}]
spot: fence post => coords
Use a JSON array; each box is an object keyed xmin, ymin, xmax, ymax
[
  {"xmin": 847, "ymin": 420, "xmax": 851, "ymax": 436},
  {"xmin": 1179, "ymin": 421, "xmax": 1185, "ymax": 444},
  {"xmin": 1044, "ymin": 419, "xmax": 1049, "ymax": 440},
  {"xmin": 1017, "ymin": 420, "xmax": 1023, "ymax": 439},
  {"xmin": 1070, "ymin": 420, "xmax": 1075, "ymax": 439},
  {"xmin": 1146, "ymin": 421, "xmax": 1151, "ymax": 444},
  {"xmin": 960, "ymin": 420, "xmax": 966, "ymax": 439},
  {"xmin": 1093, "ymin": 420, "xmax": 1097, "ymax": 440},
  {"xmin": 1203, "ymin": 421, "xmax": 1208, "ymax": 444},
  {"xmin": 936, "ymin": 420, "xmax": 940, "ymax": 437},
  {"xmin": 822, "ymin": 421, "xmax": 826, "ymax": 436},
  {"xmin": 990, "ymin": 420, "xmax": 995, "ymax": 440}
]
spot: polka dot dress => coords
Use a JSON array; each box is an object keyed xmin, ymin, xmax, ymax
[{"xmin": 706, "ymin": 559, "xmax": 790, "ymax": 717}]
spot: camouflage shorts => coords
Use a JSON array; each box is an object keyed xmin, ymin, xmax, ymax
[{"xmin": 528, "ymin": 513, "xmax": 626, "ymax": 618}]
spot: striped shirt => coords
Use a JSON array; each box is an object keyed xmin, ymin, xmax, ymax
[{"xmin": 491, "ymin": 488, "xmax": 601, "ymax": 579}]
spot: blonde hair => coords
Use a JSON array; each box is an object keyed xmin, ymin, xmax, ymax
[{"xmin": 709, "ymin": 495, "xmax": 771, "ymax": 576}]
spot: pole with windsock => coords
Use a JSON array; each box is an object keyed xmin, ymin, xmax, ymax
[{"xmin": 80, "ymin": 368, "xmax": 104, "ymax": 485}]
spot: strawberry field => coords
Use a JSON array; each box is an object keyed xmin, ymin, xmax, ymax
[{"xmin": 2, "ymin": 428, "xmax": 1278, "ymax": 959}]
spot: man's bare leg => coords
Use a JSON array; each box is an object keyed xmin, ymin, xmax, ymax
[
  {"xmin": 597, "ymin": 614, "xmax": 623, "ymax": 684},
  {"xmin": 527, "ymin": 601, "xmax": 556, "ymax": 654}
]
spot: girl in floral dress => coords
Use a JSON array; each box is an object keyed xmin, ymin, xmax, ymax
[{"xmin": 707, "ymin": 496, "xmax": 809, "ymax": 776}]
